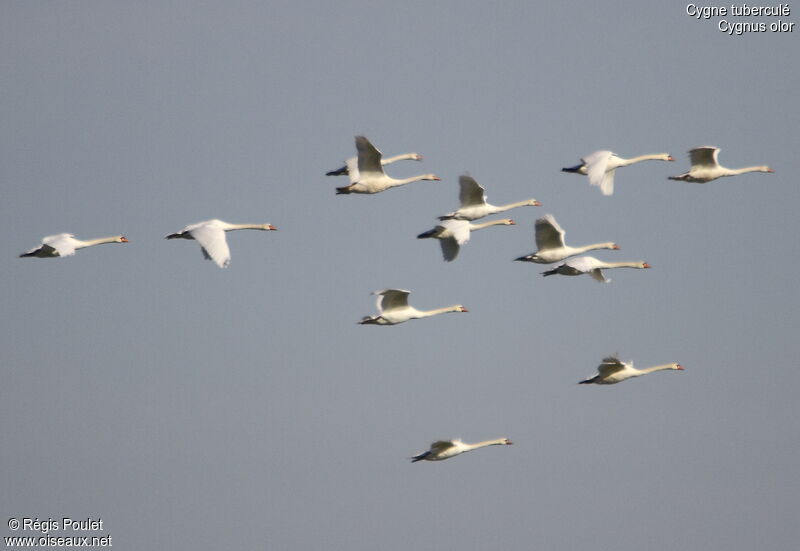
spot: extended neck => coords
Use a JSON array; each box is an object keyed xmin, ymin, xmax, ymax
[
  {"xmin": 728, "ymin": 165, "xmax": 772, "ymax": 176},
  {"xmin": 470, "ymin": 219, "xmax": 513, "ymax": 231},
  {"xmin": 638, "ymin": 363, "xmax": 679, "ymax": 375},
  {"xmin": 465, "ymin": 438, "xmax": 508, "ymax": 451},
  {"xmin": 601, "ymin": 260, "xmax": 647, "ymax": 269},
  {"xmin": 417, "ymin": 305, "xmax": 464, "ymax": 318},
  {"xmin": 572, "ymin": 242, "xmax": 617, "ymax": 255},
  {"xmin": 387, "ymin": 174, "xmax": 438, "ymax": 188},
  {"xmin": 75, "ymin": 236, "xmax": 124, "ymax": 249},
  {"xmin": 381, "ymin": 153, "xmax": 420, "ymax": 165},
  {"xmin": 493, "ymin": 199, "xmax": 540, "ymax": 212},
  {"xmin": 225, "ymin": 223, "xmax": 275, "ymax": 231},
  {"xmin": 619, "ymin": 154, "xmax": 670, "ymax": 166}
]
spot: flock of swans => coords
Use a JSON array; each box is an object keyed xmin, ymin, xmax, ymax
[{"xmin": 19, "ymin": 135, "xmax": 774, "ymax": 463}]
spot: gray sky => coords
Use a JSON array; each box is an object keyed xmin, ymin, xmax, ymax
[{"xmin": 2, "ymin": 1, "xmax": 798, "ymax": 550}]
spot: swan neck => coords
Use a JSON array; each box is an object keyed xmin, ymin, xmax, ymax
[
  {"xmin": 466, "ymin": 439, "xmax": 507, "ymax": 450},
  {"xmin": 575, "ymin": 242, "xmax": 616, "ymax": 254},
  {"xmin": 419, "ymin": 305, "xmax": 462, "ymax": 317},
  {"xmin": 620, "ymin": 154, "xmax": 666, "ymax": 166},
  {"xmin": 603, "ymin": 261, "xmax": 645, "ymax": 269},
  {"xmin": 639, "ymin": 364, "xmax": 677, "ymax": 375},
  {"xmin": 76, "ymin": 236, "xmax": 121, "ymax": 248},
  {"xmin": 471, "ymin": 219, "xmax": 510, "ymax": 230},
  {"xmin": 382, "ymin": 153, "xmax": 417, "ymax": 164},
  {"xmin": 730, "ymin": 166, "xmax": 770, "ymax": 175},
  {"xmin": 225, "ymin": 223, "xmax": 271, "ymax": 231}
]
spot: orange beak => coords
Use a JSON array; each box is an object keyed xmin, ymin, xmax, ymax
[{"xmin": 120, "ymin": 237, "xmax": 129, "ymax": 243}]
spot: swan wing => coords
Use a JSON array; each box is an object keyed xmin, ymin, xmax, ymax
[
  {"xmin": 689, "ymin": 146, "xmax": 720, "ymax": 168},
  {"xmin": 374, "ymin": 289, "xmax": 410, "ymax": 313},
  {"xmin": 43, "ymin": 234, "xmax": 77, "ymax": 256},
  {"xmin": 600, "ymin": 169, "xmax": 616, "ymax": 196},
  {"xmin": 597, "ymin": 356, "xmax": 626, "ymax": 377},
  {"xmin": 458, "ymin": 175, "xmax": 487, "ymax": 207},
  {"xmin": 442, "ymin": 219, "xmax": 471, "ymax": 245},
  {"xmin": 189, "ymin": 224, "xmax": 231, "ymax": 268},
  {"xmin": 535, "ymin": 214, "xmax": 566, "ymax": 250},
  {"xmin": 345, "ymin": 157, "xmax": 360, "ymax": 183},
  {"xmin": 429, "ymin": 440, "xmax": 457, "ymax": 453},
  {"xmin": 563, "ymin": 256, "xmax": 598, "ymax": 273},
  {"xmin": 440, "ymin": 237, "xmax": 460, "ymax": 261},
  {"xmin": 583, "ymin": 150, "xmax": 613, "ymax": 189},
  {"xmin": 589, "ymin": 268, "xmax": 609, "ymax": 283},
  {"xmin": 355, "ymin": 136, "xmax": 384, "ymax": 176}
]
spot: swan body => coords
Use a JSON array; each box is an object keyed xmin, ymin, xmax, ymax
[
  {"xmin": 358, "ymin": 289, "xmax": 467, "ymax": 325},
  {"xmin": 579, "ymin": 356, "xmax": 684, "ymax": 385},
  {"xmin": 541, "ymin": 255, "xmax": 650, "ymax": 283},
  {"xmin": 514, "ymin": 214, "xmax": 618, "ymax": 264},
  {"xmin": 336, "ymin": 136, "xmax": 440, "ymax": 194},
  {"xmin": 326, "ymin": 152, "xmax": 422, "ymax": 177},
  {"xmin": 19, "ymin": 234, "xmax": 128, "ymax": 258},
  {"xmin": 562, "ymin": 150, "xmax": 675, "ymax": 195},
  {"xmin": 166, "ymin": 219, "xmax": 277, "ymax": 268},
  {"xmin": 417, "ymin": 218, "xmax": 516, "ymax": 261},
  {"xmin": 411, "ymin": 438, "xmax": 513, "ymax": 462},
  {"xmin": 438, "ymin": 174, "xmax": 540, "ymax": 221},
  {"xmin": 668, "ymin": 146, "xmax": 773, "ymax": 183}
]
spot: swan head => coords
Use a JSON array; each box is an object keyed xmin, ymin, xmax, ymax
[
  {"xmin": 641, "ymin": 262, "xmax": 651, "ymax": 269},
  {"xmin": 610, "ymin": 243, "xmax": 620, "ymax": 250},
  {"xmin": 412, "ymin": 154, "xmax": 423, "ymax": 161},
  {"xmin": 118, "ymin": 236, "xmax": 129, "ymax": 243},
  {"xmin": 666, "ymin": 155, "xmax": 676, "ymax": 162},
  {"xmin": 502, "ymin": 438, "xmax": 513, "ymax": 445},
  {"xmin": 262, "ymin": 224, "xmax": 278, "ymax": 231},
  {"xmin": 528, "ymin": 199, "xmax": 542, "ymax": 207},
  {"xmin": 501, "ymin": 219, "xmax": 516, "ymax": 226},
  {"xmin": 456, "ymin": 305, "xmax": 468, "ymax": 313},
  {"xmin": 762, "ymin": 166, "xmax": 774, "ymax": 173},
  {"xmin": 674, "ymin": 364, "xmax": 685, "ymax": 371},
  {"xmin": 423, "ymin": 174, "xmax": 441, "ymax": 181}
]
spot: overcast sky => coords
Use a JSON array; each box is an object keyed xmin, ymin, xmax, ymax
[{"xmin": 2, "ymin": 2, "xmax": 799, "ymax": 550}]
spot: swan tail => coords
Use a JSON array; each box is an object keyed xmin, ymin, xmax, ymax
[
  {"xmin": 335, "ymin": 185, "xmax": 353, "ymax": 195},
  {"xmin": 411, "ymin": 452, "xmax": 431, "ymax": 462},
  {"xmin": 578, "ymin": 377, "xmax": 598, "ymax": 384},
  {"xmin": 326, "ymin": 165, "xmax": 348, "ymax": 176},
  {"xmin": 165, "ymin": 232, "xmax": 186, "ymax": 239},
  {"xmin": 515, "ymin": 254, "xmax": 534, "ymax": 262},
  {"xmin": 561, "ymin": 164, "xmax": 584, "ymax": 173},
  {"xmin": 541, "ymin": 267, "xmax": 559, "ymax": 277},
  {"xmin": 417, "ymin": 229, "xmax": 437, "ymax": 239}
]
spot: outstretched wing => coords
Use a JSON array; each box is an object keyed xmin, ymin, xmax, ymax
[
  {"xmin": 189, "ymin": 225, "xmax": 230, "ymax": 268},
  {"xmin": 43, "ymin": 234, "xmax": 77, "ymax": 256},
  {"xmin": 583, "ymin": 150, "xmax": 613, "ymax": 190},
  {"xmin": 458, "ymin": 175, "xmax": 487, "ymax": 207},
  {"xmin": 355, "ymin": 136, "xmax": 384, "ymax": 176},
  {"xmin": 374, "ymin": 289, "xmax": 411, "ymax": 313},
  {"xmin": 535, "ymin": 214, "xmax": 566, "ymax": 250},
  {"xmin": 689, "ymin": 146, "xmax": 720, "ymax": 168},
  {"xmin": 440, "ymin": 237, "xmax": 460, "ymax": 262},
  {"xmin": 597, "ymin": 356, "xmax": 626, "ymax": 377}
]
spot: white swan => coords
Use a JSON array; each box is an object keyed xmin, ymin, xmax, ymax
[
  {"xmin": 562, "ymin": 150, "xmax": 675, "ymax": 195},
  {"xmin": 668, "ymin": 146, "xmax": 774, "ymax": 183},
  {"xmin": 358, "ymin": 289, "xmax": 467, "ymax": 325},
  {"xmin": 579, "ymin": 356, "xmax": 684, "ymax": 385},
  {"xmin": 411, "ymin": 438, "xmax": 513, "ymax": 462},
  {"xmin": 417, "ymin": 218, "xmax": 516, "ymax": 262},
  {"xmin": 166, "ymin": 219, "xmax": 277, "ymax": 268},
  {"xmin": 326, "ymin": 152, "xmax": 422, "ymax": 177},
  {"xmin": 19, "ymin": 233, "xmax": 128, "ymax": 258},
  {"xmin": 514, "ymin": 214, "xmax": 619, "ymax": 264},
  {"xmin": 336, "ymin": 136, "xmax": 440, "ymax": 194},
  {"xmin": 437, "ymin": 174, "xmax": 540, "ymax": 220},
  {"xmin": 541, "ymin": 255, "xmax": 650, "ymax": 283}
]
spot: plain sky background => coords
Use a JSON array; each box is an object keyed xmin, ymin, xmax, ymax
[{"xmin": 2, "ymin": 2, "xmax": 798, "ymax": 550}]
